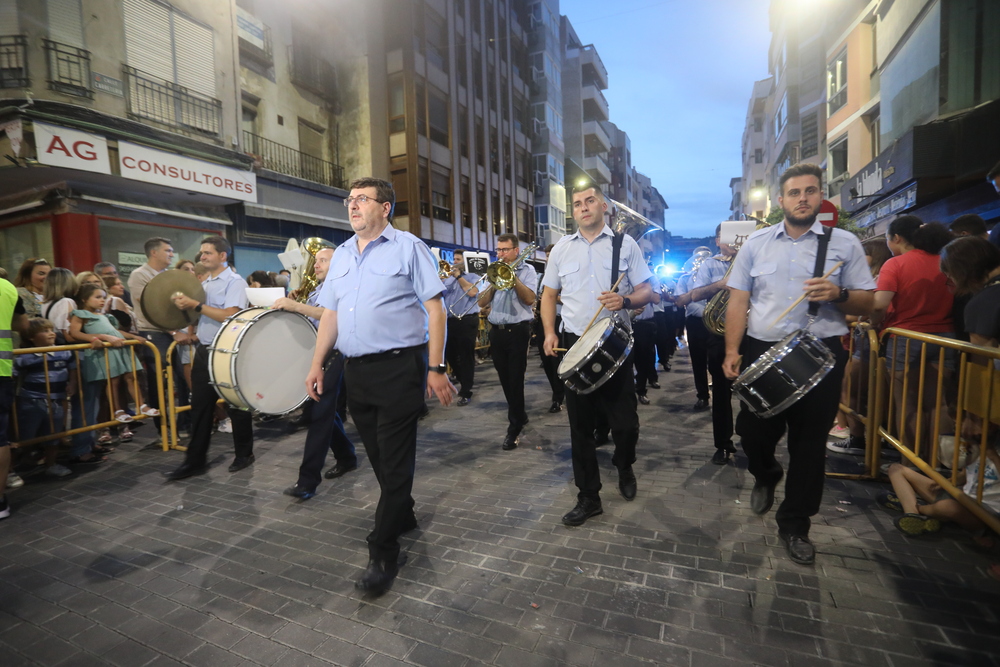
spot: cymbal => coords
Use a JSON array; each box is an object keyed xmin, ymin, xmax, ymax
[{"xmin": 140, "ymin": 269, "xmax": 206, "ymax": 331}]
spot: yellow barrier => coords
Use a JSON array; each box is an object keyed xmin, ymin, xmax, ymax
[
  {"xmin": 830, "ymin": 323, "xmax": 882, "ymax": 480},
  {"xmin": 10, "ymin": 340, "xmax": 167, "ymax": 451},
  {"xmin": 163, "ymin": 339, "xmax": 194, "ymax": 451}
]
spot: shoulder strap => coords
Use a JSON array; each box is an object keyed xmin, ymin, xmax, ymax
[
  {"xmin": 611, "ymin": 233, "xmax": 623, "ymax": 290},
  {"xmin": 809, "ymin": 227, "xmax": 833, "ymax": 318}
]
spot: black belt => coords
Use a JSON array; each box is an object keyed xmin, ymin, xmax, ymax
[
  {"xmin": 491, "ymin": 321, "xmax": 530, "ymax": 331},
  {"xmin": 347, "ymin": 344, "xmax": 425, "ymax": 364}
]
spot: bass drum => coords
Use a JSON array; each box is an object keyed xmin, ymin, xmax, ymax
[
  {"xmin": 557, "ymin": 317, "xmax": 633, "ymax": 395},
  {"xmin": 208, "ymin": 307, "xmax": 317, "ymax": 416},
  {"xmin": 732, "ymin": 329, "xmax": 835, "ymax": 418}
]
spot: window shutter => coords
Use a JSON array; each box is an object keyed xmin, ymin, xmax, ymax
[
  {"xmin": 173, "ymin": 13, "xmax": 215, "ymax": 97},
  {"xmin": 47, "ymin": 0, "xmax": 84, "ymax": 47},
  {"xmin": 0, "ymin": 2, "xmax": 19, "ymax": 35},
  {"xmin": 123, "ymin": 0, "xmax": 172, "ymax": 82}
]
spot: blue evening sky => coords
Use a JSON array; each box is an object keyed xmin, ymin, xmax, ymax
[{"xmin": 567, "ymin": 0, "xmax": 772, "ymax": 238}]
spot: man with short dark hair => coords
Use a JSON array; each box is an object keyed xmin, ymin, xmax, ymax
[
  {"xmin": 443, "ymin": 249, "xmax": 480, "ymax": 406},
  {"xmin": 479, "ymin": 233, "xmax": 537, "ymax": 450},
  {"xmin": 722, "ymin": 163, "xmax": 875, "ymax": 565},
  {"xmin": 165, "ymin": 235, "xmax": 255, "ymax": 480},
  {"xmin": 951, "ymin": 214, "xmax": 988, "ymax": 239}
]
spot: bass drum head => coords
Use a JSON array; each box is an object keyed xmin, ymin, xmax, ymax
[
  {"xmin": 232, "ymin": 310, "xmax": 317, "ymax": 415},
  {"xmin": 558, "ymin": 318, "xmax": 613, "ymax": 377}
]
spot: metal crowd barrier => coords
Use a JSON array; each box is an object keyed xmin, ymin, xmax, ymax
[
  {"xmin": 829, "ymin": 322, "xmax": 882, "ymax": 481},
  {"xmin": 10, "ymin": 340, "xmax": 167, "ymax": 451}
]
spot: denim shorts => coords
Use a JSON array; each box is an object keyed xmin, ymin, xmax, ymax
[{"xmin": 885, "ymin": 332, "xmax": 956, "ymax": 373}]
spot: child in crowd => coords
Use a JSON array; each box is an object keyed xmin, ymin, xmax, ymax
[
  {"xmin": 68, "ymin": 284, "xmax": 159, "ymax": 424},
  {"xmin": 13, "ymin": 319, "xmax": 76, "ymax": 477}
]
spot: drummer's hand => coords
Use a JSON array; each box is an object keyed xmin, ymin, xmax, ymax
[
  {"xmin": 272, "ymin": 297, "xmax": 299, "ymax": 313},
  {"xmin": 543, "ymin": 332, "xmax": 560, "ymax": 357},
  {"xmin": 172, "ymin": 293, "xmax": 199, "ymax": 310},
  {"xmin": 427, "ymin": 372, "xmax": 456, "ymax": 406},
  {"xmin": 305, "ymin": 364, "xmax": 324, "ymax": 401},
  {"xmin": 723, "ymin": 352, "xmax": 742, "ymax": 380},
  {"xmin": 598, "ymin": 291, "xmax": 625, "ymax": 312},
  {"xmin": 803, "ymin": 278, "xmax": 839, "ymax": 302},
  {"xmin": 673, "ymin": 292, "xmax": 691, "ymax": 308}
]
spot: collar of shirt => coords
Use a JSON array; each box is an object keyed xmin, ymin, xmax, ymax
[
  {"xmin": 342, "ymin": 223, "xmax": 397, "ymax": 257},
  {"xmin": 564, "ymin": 225, "xmax": 613, "ymax": 244},
  {"xmin": 773, "ymin": 219, "xmax": 826, "ymax": 240}
]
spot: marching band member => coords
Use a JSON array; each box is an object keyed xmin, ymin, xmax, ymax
[
  {"xmin": 632, "ymin": 272, "xmax": 660, "ymax": 404},
  {"xmin": 443, "ymin": 249, "xmax": 480, "ymax": 406},
  {"xmin": 541, "ymin": 185, "xmax": 652, "ymax": 526},
  {"xmin": 165, "ymin": 237, "xmax": 255, "ymax": 480},
  {"xmin": 722, "ymin": 164, "xmax": 874, "ymax": 565},
  {"xmin": 306, "ymin": 177, "xmax": 454, "ymax": 594},
  {"xmin": 478, "ymin": 234, "xmax": 537, "ymax": 451}
]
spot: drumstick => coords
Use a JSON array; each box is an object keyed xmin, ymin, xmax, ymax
[
  {"xmin": 768, "ymin": 261, "xmax": 844, "ymax": 329},
  {"xmin": 553, "ymin": 348, "xmax": 568, "ymax": 353},
  {"xmin": 582, "ymin": 274, "xmax": 627, "ymax": 336}
]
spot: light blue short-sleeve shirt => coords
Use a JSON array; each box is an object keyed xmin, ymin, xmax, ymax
[
  {"xmin": 318, "ymin": 225, "xmax": 444, "ymax": 357},
  {"xmin": 542, "ymin": 227, "xmax": 653, "ymax": 336},
  {"xmin": 727, "ymin": 221, "xmax": 876, "ymax": 342},
  {"xmin": 685, "ymin": 256, "xmax": 729, "ymax": 318},
  {"xmin": 443, "ymin": 273, "xmax": 480, "ymax": 317},
  {"xmin": 488, "ymin": 263, "xmax": 537, "ymax": 325},
  {"xmin": 198, "ymin": 267, "xmax": 248, "ymax": 345}
]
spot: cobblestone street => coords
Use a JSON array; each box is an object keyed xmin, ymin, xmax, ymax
[{"xmin": 2, "ymin": 348, "xmax": 999, "ymax": 667}]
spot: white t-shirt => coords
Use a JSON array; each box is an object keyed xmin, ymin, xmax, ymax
[
  {"xmin": 964, "ymin": 457, "xmax": 1000, "ymax": 514},
  {"xmin": 42, "ymin": 297, "xmax": 76, "ymax": 334}
]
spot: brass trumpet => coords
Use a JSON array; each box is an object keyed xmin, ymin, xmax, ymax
[
  {"xmin": 438, "ymin": 260, "xmax": 453, "ymax": 279},
  {"xmin": 451, "ymin": 243, "xmax": 538, "ymax": 317}
]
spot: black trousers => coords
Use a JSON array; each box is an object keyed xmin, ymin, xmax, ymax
[
  {"xmin": 345, "ymin": 345, "xmax": 426, "ymax": 563},
  {"xmin": 563, "ymin": 331, "xmax": 639, "ymax": 502},
  {"xmin": 536, "ymin": 315, "xmax": 565, "ymax": 404},
  {"xmin": 686, "ymin": 315, "xmax": 711, "ymax": 402},
  {"xmin": 445, "ymin": 315, "xmax": 478, "ymax": 398},
  {"xmin": 633, "ymin": 319, "xmax": 657, "ymax": 395},
  {"xmin": 653, "ymin": 310, "xmax": 678, "ymax": 366},
  {"xmin": 706, "ymin": 333, "xmax": 734, "ymax": 450},
  {"xmin": 296, "ymin": 352, "xmax": 356, "ymax": 490},
  {"xmin": 736, "ymin": 335, "xmax": 847, "ymax": 536},
  {"xmin": 184, "ymin": 345, "xmax": 253, "ymax": 466},
  {"xmin": 138, "ymin": 330, "xmax": 190, "ymax": 430},
  {"xmin": 489, "ymin": 321, "xmax": 531, "ymax": 433}
]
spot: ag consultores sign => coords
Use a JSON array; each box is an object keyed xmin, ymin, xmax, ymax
[
  {"xmin": 118, "ymin": 141, "xmax": 257, "ymax": 202},
  {"xmin": 35, "ymin": 122, "xmax": 112, "ymax": 174}
]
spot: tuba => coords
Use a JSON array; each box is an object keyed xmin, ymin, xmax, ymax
[
  {"xmin": 296, "ymin": 237, "xmax": 336, "ymax": 303},
  {"xmin": 702, "ymin": 222, "xmax": 769, "ymax": 335},
  {"xmin": 608, "ymin": 198, "xmax": 663, "ymax": 241}
]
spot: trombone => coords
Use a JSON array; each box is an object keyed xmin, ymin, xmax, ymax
[{"xmin": 450, "ymin": 243, "xmax": 538, "ymax": 317}]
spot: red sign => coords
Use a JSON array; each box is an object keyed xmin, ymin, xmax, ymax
[{"xmin": 818, "ymin": 199, "xmax": 839, "ymax": 227}]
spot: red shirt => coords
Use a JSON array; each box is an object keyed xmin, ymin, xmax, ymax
[{"xmin": 877, "ymin": 249, "xmax": 953, "ymax": 333}]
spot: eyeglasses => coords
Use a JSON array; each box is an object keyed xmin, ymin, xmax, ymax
[
  {"xmin": 344, "ymin": 195, "xmax": 383, "ymax": 207},
  {"xmin": 496, "ymin": 247, "xmax": 517, "ymax": 253}
]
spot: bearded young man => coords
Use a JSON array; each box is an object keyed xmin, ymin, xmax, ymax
[{"xmin": 721, "ymin": 163, "xmax": 874, "ymax": 565}]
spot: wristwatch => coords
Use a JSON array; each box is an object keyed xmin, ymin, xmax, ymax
[
  {"xmin": 622, "ymin": 297, "xmax": 632, "ymax": 309},
  {"xmin": 195, "ymin": 302, "xmax": 204, "ymax": 313},
  {"xmin": 831, "ymin": 288, "xmax": 849, "ymax": 304},
  {"xmin": 430, "ymin": 363, "xmax": 447, "ymax": 374}
]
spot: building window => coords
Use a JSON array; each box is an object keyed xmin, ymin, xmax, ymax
[
  {"xmin": 773, "ymin": 92, "xmax": 787, "ymax": 139},
  {"xmin": 431, "ymin": 166, "xmax": 451, "ymax": 222},
  {"xmin": 391, "ymin": 169, "xmax": 409, "ymax": 218},
  {"xmin": 290, "ymin": 24, "xmax": 337, "ymax": 101},
  {"xmin": 0, "ymin": 36, "xmax": 29, "ymax": 89},
  {"xmin": 754, "ymin": 148, "xmax": 762, "ymax": 164},
  {"xmin": 869, "ymin": 113, "xmax": 880, "ymax": 158},
  {"xmin": 472, "ymin": 50, "xmax": 482, "ymax": 99},
  {"xmin": 829, "ymin": 135, "xmax": 848, "ymax": 192},
  {"xmin": 476, "ymin": 118, "xmax": 484, "ymax": 167},
  {"xmin": 424, "ymin": 5, "xmax": 448, "ymax": 73},
  {"xmin": 458, "ymin": 105, "xmax": 468, "ymax": 157},
  {"xmin": 515, "ymin": 148, "xmax": 527, "ymax": 188},
  {"xmin": 827, "ymin": 48, "xmax": 847, "ymax": 116},
  {"xmin": 419, "ymin": 161, "xmax": 430, "ymax": 217},
  {"xmin": 456, "ymin": 46, "xmax": 467, "ymax": 85},
  {"xmin": 492, "ymin": 190, "xmax": 501, "ymax": 234},
  {"xmin": 753, "ymin": 116, "xmax": 763, "ymax": 133},
  {"xmin": 415, "ymin": 79, "xmax": 427, "ymax": 136},
  {"xmin": 428, "ymin": 86, "xmax": 449, "ymax": 146},
  {"xmin": 490, "ymin": 127, "xmax": 499, "ymax": 173},
  {"xmin": 43, "ymin": 39, "xmax": 92, "ymax": 98},
  {"xmin": 478, "ymin": 183, "xmax": 487, "ymax": 232},
  {"xmin": 505, "ymin": 196, "xmax": 513, "ymax": 234},
  {"xmin": 461, "ymin": 177, "xmax": 471, "ymax": 228},
  {"xmin": 388, "ymin": 76, "xmax": 404, "ymax": 133}
]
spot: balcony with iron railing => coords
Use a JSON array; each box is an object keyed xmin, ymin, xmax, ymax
[
  {"xmin": 123, "ymin": 66, "xmax": 222, "ymax": 138},
  {"xmin": 0, "ymin": 35, "xmax": 29, "ymax": 88},
  {"xmin": 243, "ymin": 131, "xmax": 345, "ymax": 189},
  {"xmin": 579, "ymin": 45, "xmax": 608, "ymax": 90},
  {"xmin": 43, "ymin": 39, "xmax": 92, "ymax": 98},
  {"xmin": 582, "ymin": 83, "xmax": 609, "ymax": 122}
]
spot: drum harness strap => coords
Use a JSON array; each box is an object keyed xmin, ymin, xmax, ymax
[{"xmin": 808, "ymin": 227, "xmax": 834, "ymax": 324}]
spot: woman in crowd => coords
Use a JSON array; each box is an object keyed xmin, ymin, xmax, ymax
[
  {"xmin": 870, "ymin": 217, "xmax": 956, "ymax": 450},
  {"xmin": 75, "ymin": 271, "xmax": 103, "ymax": 291},
  {"xmin": 246, "ymin": 270, "xmax": 275, "ymax": 288},
  {"xmin": 14, "ymin": 258, "xmax": 50, "ymax": 318},
  {"xmin": 175, "ymin": 259, "xmax": 197, "ymax": 274},
  {"xmin": 40, "ymin": 268, "xmax": 79, "ymax": 339}
]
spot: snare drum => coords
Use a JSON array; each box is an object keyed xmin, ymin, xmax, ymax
[
  {"xmin": 208, "ymin": 307, "xmax": 317, "ymax": 416},
  {"xmin": 732, "ymin": 329, "xmax": 835, "ymax": 418},
  {"xmin": 557, "ymin": 317, "xmax": 633, "ymax": 395}
]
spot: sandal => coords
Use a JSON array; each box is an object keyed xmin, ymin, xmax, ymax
[
  {"xmin": 876, "ymin": 492, "xmax": 903, "ymax": 513},
  {"xmin": 114, "ymin": 410, "xmax": 134, "ymax": 423},
  {"xmin": 894, "ymin": 513, "xmax": 941, "ymax": 536},
  {"xmin": 98, "ymin": 429, "xmax": 113, "ymax": 444},
  {"xmin": 139, "ymin": 404, "xmax": 160, "ymax": 417},
  {"xmin": 120, "ymin": 428, "xmax": 133, "ymax": 443},
  {"xmin": 92, "ymin": 445, "xmax": 115, "ymax": 455}
]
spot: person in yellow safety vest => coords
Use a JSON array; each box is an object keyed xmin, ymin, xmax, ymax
[{"xmin": 0, "ymin": 276, "xmax": 28, "ymax": 521}]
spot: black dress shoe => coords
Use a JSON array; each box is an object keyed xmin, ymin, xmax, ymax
[
  {"xmin": 283, "ymin": 484, "xmax": 316, "ymax": 500},
  {"xmin": 401, "ymin": 514, "xmax": 419, "ymax": 534},
  {"xmin": 637, "ymin": 394, "xmax": 650, "ymax": 405},
  {"xmin": 594, "ymin": 431, "xmax": 610, "ymax": 446},
  {"xmin": 562, "ymin": 498, "xmax": 603, "ymax": 526},
  {"xmin": 457, "ymin": 397, "xmax": 470, "ymax": 406},
  {"xmin": 618, "ymin": 466, "xmax": 637, "ymax": 500},
  {"xmin": 324, "ymin": 461, "xmax": 358, "ymax": 479},
  {"xmin": 779, "ymin": 532, "xmax": 816, "ymax": 565},
  {"xmin": 163, "ymin": 461, "xmax": 206, "ymax": 480},
  {"xmin": 502, "ymin": 434, "xmax": 519, "ymax": 450},
  {"xmin": 750, "ymin": 471, "xmax": 783, "ymax": 514},
  {"xmin": 355, "ymin": 554, "xmax": 406, "ymax": 594},
  {"xmin": 694, "ymin": 399, "xmax": 709, "ymax": 410},
  {"xmin": 662, "ymin": 362, "xmax": 672, "ymax": 372},
  {"xmin": 548, "ymin": 401, "xmax": 562, "ymax": 413},
  {"xmin": 228, "ymin": 454, "xmax": 255, "ymax": 473},
  {"xmin": 711, "ymin": 448, "xmax": 731, "ymax": 465},
  {"xmin": 649, "ymin": 381, "xmax": 661, "ymax": 389}
]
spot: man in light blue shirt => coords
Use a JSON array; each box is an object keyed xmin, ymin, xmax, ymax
[
  {"xmin": 306, "ymin": 177, "xmax": 454, "ymax": 595},
  {"xmin": 478, "ymin": 234, "xmax": 537, "ymax": 451},
  {"xmin": 165, "ymin": 236, "xmax": 254, "ymax": 480},
  {"xmin": 722, "ymin": 163, "xmax": 875, "ymax": 566},
  {"xmin": 442, "ymin": 249, "xmax": 480, "ymax": 406},
  {"xmin": 541, "ymin": 185, "xmax": 653, "ymax": 527},
  {"xmin": 632, "ymin": 270, "xmax": 660, "ymax": 404}
]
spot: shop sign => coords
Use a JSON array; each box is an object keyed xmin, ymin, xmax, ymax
[
  {"xmin": 118, "ymin": 252, "xmax": 146, "ymax": 268},
  {"xmin": 118, "ymin": 141, "xmax": 257, "ymax": 202},
  {"xmin": 34, "ymin": 121, "xmax": 111, "ymax": 174}
]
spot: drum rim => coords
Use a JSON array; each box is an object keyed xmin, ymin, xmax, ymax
[
  {"xmin": 557, "ymin": 317, "xmax": 625, "ymax": 376},
  {"xmin": 733, "ymin": 329, "xmax": 826, "ymax": 387},
  {"xmin": 573, "ymin": 336, "xmax": 634, "ymax": 395},
  {"xmin": 733, "ymin": 329, "xmax": 836, "ymax": 418}
]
